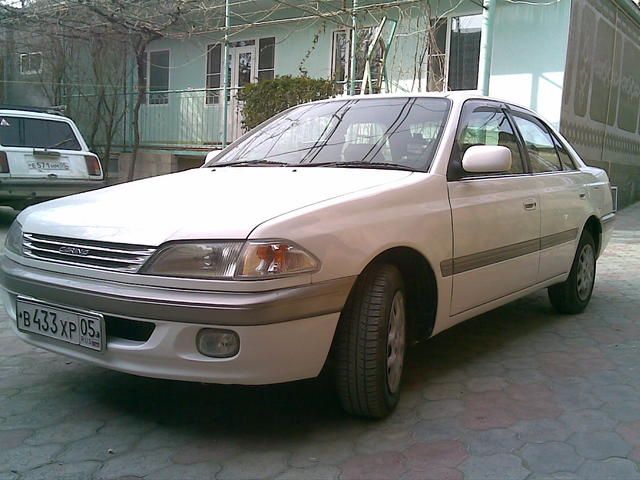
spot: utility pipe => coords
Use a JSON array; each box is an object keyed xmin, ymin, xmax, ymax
[
  {"xmin": 477, "ymin": 0, "xmax": 496, "ymax": 96},
  {"xmin": 349, "ymin": 0, "xmax": 358, "ymax": 95},
  {"xmin": 221, "ymin": 0, "xmax": 231, "ymax": 148}
]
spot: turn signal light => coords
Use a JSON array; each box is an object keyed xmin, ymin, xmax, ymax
[
  {"xmin": 84, "ymin": 155, "xmax": 102, "ymax": 176},
  {"xmin": 0, "ymin": 152, "xmax": 9, "ymax": 173}
]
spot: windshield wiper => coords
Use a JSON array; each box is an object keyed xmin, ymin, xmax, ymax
[
  {"xmin": 301, "ymin": 161, "xmax": 417, "ymax": 172},
  {"xmin": 212, "ymin": 160, "xmax": 290, "ymax": 167},
  {"xmin": 48, "ymin": 137, "xmax": 75, "ymax": 149}
]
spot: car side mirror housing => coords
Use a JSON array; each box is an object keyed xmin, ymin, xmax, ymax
[{"xmin": 462, "ymin": 145, "xmax": 512, "ymax": 174}]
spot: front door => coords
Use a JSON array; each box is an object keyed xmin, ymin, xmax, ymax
[
  {"xmin": 229, "ymin": 45, "xmax": 257, "ymax": 140},
  {"xmin": 447, "ymin": 101, "xmax": 541, "ymax": 315}
]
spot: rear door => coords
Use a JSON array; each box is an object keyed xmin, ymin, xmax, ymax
[
  {"xmin": 446, "ymin": 100, "xmax": 541, "ymax": 315},
  {"xmin": 0, "ymin": 115, "xmax": 91, "ymax": 180},
  {"xmin": 509, "ymin": 110, "xmax": 586, "ymax": 282}
]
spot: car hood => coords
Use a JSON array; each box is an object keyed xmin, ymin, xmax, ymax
[{"xmin": 20, "ymin": 167, "xmax": 412, "ymax": 246}]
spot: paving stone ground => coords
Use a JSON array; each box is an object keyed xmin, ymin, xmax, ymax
[{"xmin": 0, "ymin": 203, "xmax": 639, "ymax": 480}]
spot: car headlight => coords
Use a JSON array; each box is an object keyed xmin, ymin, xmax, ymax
[
  {"xmin": 5, "ymin": 220, "xmax": 23, "ymax": 255},
  {"xmin": 141, "ymin": 240, "xmax": 319, "ymax": 280}
]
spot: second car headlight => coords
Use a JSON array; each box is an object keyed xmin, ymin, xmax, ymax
[
  {"xmin": 141, "ymin": 240, "xmax": 319, "ymax": 280},
  {"xmin": 5, "ymin": 220, "xmax": 23, "ymax": 256}
]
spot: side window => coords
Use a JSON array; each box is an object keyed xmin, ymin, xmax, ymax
[
  {"xmin": 512, "ymin": 115, "xmax": 562, "ymax": 173},
  {"xmin": 458, "ymin": 106, "xmax": 525, "ymax": 174},
  {"xmin": 552, "ymin": 134, "xmax": 577, "ymax": 170}
]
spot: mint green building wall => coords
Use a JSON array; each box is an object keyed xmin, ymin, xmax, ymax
[{"xmin": 488, "ymin": 0, "xmax": 572, "ymax": 127}]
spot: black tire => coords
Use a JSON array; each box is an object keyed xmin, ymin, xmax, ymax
[
  {"xmin": 548, "ymin": 230, "xmax": 596, "ymax": 314},
  {"xmin": 335, "ymin": 263, "xmax": 406, "ymax": 418}
]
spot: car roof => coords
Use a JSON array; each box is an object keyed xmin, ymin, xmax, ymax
[
  {"xmin": 0, "ymin": 109, "xmax": 74, "ymax": 122},
  {"xmin": 316, "ymin": 90, "xmax": 539, "ymax": 117}
]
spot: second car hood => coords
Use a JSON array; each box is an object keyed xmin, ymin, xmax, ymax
[{"xmin": 21, "ymin": 167, "xmax": 412, "ymax": 246}]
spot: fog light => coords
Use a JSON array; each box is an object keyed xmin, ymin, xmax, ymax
[{"xmin": 196, "ymin": 328, "xmax": 239, "ymax": 358}]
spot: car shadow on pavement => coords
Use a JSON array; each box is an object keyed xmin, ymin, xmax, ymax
[{"xmin": 65, "ymin": 289, "xmax": 565, "ymax": 442}]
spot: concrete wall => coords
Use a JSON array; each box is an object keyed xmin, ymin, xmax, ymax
[
  {"xmin": 560, "ymin": 0, "xmax": 640, "ymax": 208},
  {"xmin": 489, "ymin": 0, "xmax": 572, "ymax": 128}
]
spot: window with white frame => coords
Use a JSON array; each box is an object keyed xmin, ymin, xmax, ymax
[
  {"xmin": 331, "ymin": 28, "xmax": 384, "ymax": 94},
  {"xmin": 258, "ymin": 37, "xmax": 275, "ymax": 81},
  {"xmin": 206, "ymin": 44, "xmax": 222, "ymax": 105},
  {"xmin": 148, "ymin": 50, "xmax": 170, "ymax": 105},
  {"xmin": 425, "ymin": 14, "xmax": 482, "ymax": 92},
  {"xmin": 19, "ymin": 52, "xmax": 42, "ymax": 75},
  {"xmin": 331, "ymin": 30, "xmax": 350, "ymax": 89}
]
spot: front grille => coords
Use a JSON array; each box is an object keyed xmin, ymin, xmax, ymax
[
  {"xmin": 23, "ymin": 233, "xmax": 156, "ymax": 273},
  {"xmin": 105, "ymin": 316, "xmax": 155, "ymax": 342}
]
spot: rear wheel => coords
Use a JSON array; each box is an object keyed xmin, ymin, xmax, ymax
[
  {"xmin": 548, "ymin": 230, "xmax": 596, "ymax": 314},
  {"xmin": 334, "ymin": 263, "xmax": 406, "ymax": 418}
]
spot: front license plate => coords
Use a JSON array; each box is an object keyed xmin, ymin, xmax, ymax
[{"xmin": 16, "ymin": 297, "xmax": 104, "ymax": 352}]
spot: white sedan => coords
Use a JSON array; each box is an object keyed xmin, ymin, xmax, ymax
[{"xmin": 0, "ymin": 93, "xmax": 615, "ymax": 418}]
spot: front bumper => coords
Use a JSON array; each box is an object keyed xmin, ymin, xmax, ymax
[{"xmin": 0, "ymin": 256, "xmax": 354, "ymax": 384}]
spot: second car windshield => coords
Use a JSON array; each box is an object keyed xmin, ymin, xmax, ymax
[{"xmin": 209, "ymin": 97, "xmax": 451, "ymax": 171}]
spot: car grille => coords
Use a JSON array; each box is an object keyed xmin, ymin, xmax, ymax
[{"xmin": 22, "ymin": 233, "xmax": 156, "ymax": 273}]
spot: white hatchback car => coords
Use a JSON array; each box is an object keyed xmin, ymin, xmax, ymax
[
  {"xmin": 0, "ymin": 93, "xmax": 615, "ymax": 418},
  {"xmin": 0, "ymin": 107, "xmax": 104, "ymax": 209}
]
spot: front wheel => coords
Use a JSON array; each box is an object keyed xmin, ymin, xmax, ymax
[
  {"xmin": 334, "ymin": 263, "xmax": 406, "ymax": 418},
  {"xmin": 548, "ymin": 230, "xmax": 596, "ymax": 314}
]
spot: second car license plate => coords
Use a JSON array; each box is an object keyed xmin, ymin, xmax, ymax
[
  {"xmin": 16, "ymin": 297, "xmax": 104, "ymax": 352},
  {"xmin": 27, "ymin": 159, "xmax": 70, "ymax": 172}
]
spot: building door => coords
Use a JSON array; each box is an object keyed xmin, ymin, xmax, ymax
[{"xmin": 229, "ymin": 45, "xmax": 257, "ymax": 140}]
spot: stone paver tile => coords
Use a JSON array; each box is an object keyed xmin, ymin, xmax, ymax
[
  {"xmin": 412, "ymin": 417, "xmax": 465, "ymax": 443},
  {"xmin": 26, "ymin": 420, "xmax": 103, "ymax": 446},
  {"xmin": 464, "ymin": 428, "xmax": 523, "ymax": 455},
  {"xmin": 559, "ymin": 409, "xmax": 617, "ymax": 433},
  {"xmin": 419, "ymin": 399, "xmax": 464, "ymax": 420},
  {"xmin": 0, "ymin": 472, "xmax": 17, "ymax": 480},
  {"xmin": 0, "ymin": 428, "xmax": 33, "ymax": 449},
  {"xmin": 21, "ymin": 461, "xmax": 100, "ymax": 480},
  {"xmin": 289, "ymin": 439, "xmax": 354, "ymax": 467},
  {"xmin": 511, "ymin": 419, "xmax": 571, "ymax": 443},
  {"xmin": 340, "ymin": 451, "xmax": 405, "ymax": 480},
  {"xmin": 465, "ymin": 376, "xmax": 508, "ymax": 393},
  {"xmin": 603, "ymin": 401, "xmax": 640, "ymax": 422},
  {"xmin": 355, "ymin": 427, "xmax": 414, "ymax": 454},
  {"xmin": 568, "ymin": 431, "xmax": 631, "ymax": 460},
  {"xmin": 0, "ymin": 444, "xmax": 62, "ymax": 473},
  {"xmin": 576, "ymin": 458, "xmax": 640, "ymax": 480},
  {"xmin": 459, "ymin": 453, "xmax": 529, "ymax": 480},
  {"xmin": 95, "ymin": 448, "xmax": 174, "ymax": 479},
  {"xmin": 172, "ymin": 440, "xmax": 240, "ymax": 465},
  {"xmin": 617, "ymin": 421, "xmax": 640, "ymax": 446},
  {"xmin": 422, "ymin": 382, "xmax": 465, "ymax": 401},
  {"xmin": 592, "ymin": 384, "xmax": 640, "ymax": 405},
  {"xmin": 57, "ymin": 433, "xmax": 140, "ymax": 463},
  {"xmin": 217, "ymin": 451, "xmax": 289, "ymax": 480},
  {"xmin": 403, "ymin": 440, "xmax": 468, "ymax": 468},
  {"xmin": 526, "ymin": 474, "xmax": 580, "ymax": 480},
  {"xmin": 520, "ymin": 442, "xmax": 583, "ymax": 474},
  {"xmin": 274, "ymin": 465, "xmax": 340, "ymax": 480},
  {"xmin": 145, "ymin": 461, "xmax": 220, "ymax": 480},
  {"xmin": 401, "ymin": 466, "xmax": 462, "ymax": 480}
]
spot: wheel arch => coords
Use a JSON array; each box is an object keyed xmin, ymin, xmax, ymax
[
  {"xmin": 346, "ymin": 246, "xmax": 438, "ymax": 342},
  {"xmin": 583, "ymin": 215, "xmax": 602, "ymax": 258}
]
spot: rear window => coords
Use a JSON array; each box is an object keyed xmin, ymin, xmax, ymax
[{"xmin": 0, "ymin": 116, "xmax": 82, "ymax": 151}]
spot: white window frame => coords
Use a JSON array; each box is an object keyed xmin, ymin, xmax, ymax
[
  {"xmin": 331, "ymin": 30, "xmax": 351, "ymax": 94},
  {"xmin": 146, "ymin": 49, "xmax": 171, "ymax": 106},
  {"xmin": 19, "ymin": 52, "xmax": 43, "ymax": 75}
]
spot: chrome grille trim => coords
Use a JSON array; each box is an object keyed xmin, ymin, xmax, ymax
[{"xmin": 23, "ymin": 233, "xmax": 156, "ymax": 273}]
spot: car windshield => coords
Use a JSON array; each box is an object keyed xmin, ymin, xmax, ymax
[
  {"xmin": 0, "ymin": 116, "xmax": 82, "ymax": 151},
  {"xmin": 207, "ymin": 97, "xmax": 451, "ymax": 171}
]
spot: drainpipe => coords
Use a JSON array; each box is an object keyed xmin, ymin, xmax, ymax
[
  {"xmin": 477, "ymin": 0, "xmax": 496, "ymax": 96},
  {"xmin": 221, "ymin": 0, "xmax": 231, "ymax": 148},
  {"xmin": 349, "ymin": 0, "xmax": 358, "ymax": 95}
]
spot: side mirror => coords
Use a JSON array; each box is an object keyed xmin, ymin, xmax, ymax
[
  {"xmin": 204, "ymin": 150, "xmax": 221, "ymax": 165},
  {"xmin": 462, "ymin": 145, "xmax": 512, "ymax": 174}
]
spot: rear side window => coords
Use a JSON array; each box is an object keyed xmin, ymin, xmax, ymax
[
  {"xmin": 552, "ymin": 134, "xmax": 577, "ymax": 170},
  {"xmin": 512, "ymin": 115, "xmax": 561, "ymax": 173},
  {"xmin": 0, "ymin": 117, "xmax": 82, "ymax": 150}
]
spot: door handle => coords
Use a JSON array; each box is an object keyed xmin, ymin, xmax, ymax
[
  {"xmin": 579, "ymin": 191, "xmax": 587, "ymax": 199},
  {"xmin": 523, "ymin": 199, "xmax": 537, "ymax": 211}
]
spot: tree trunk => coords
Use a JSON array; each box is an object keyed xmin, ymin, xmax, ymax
[{"xmin": 128, "ymin": 40, "xmax": 150, "ymax": 182}]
